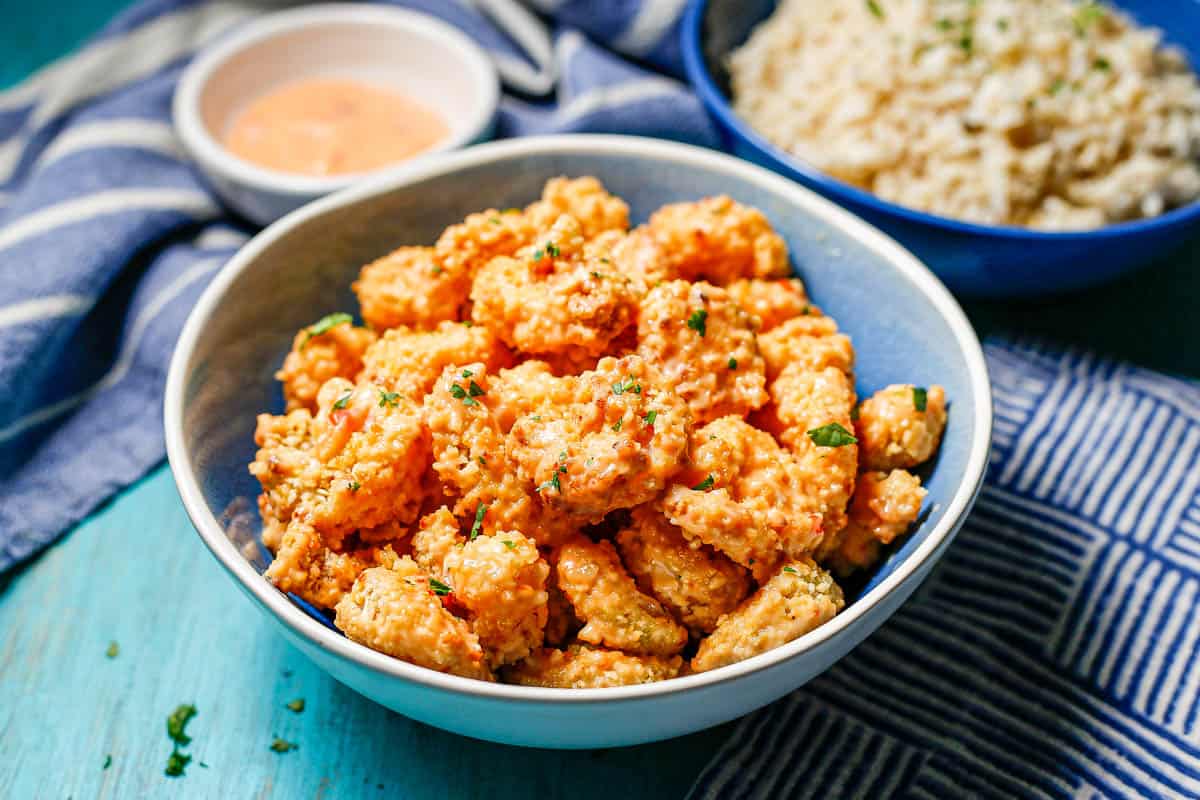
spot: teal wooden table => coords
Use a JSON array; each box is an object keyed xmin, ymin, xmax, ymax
[{"xmin": 2, "ymin": 4, "xmax": 1199, "ymax": 798}]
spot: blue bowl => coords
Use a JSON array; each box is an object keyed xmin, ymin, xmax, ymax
[
  {"xmin": 681, "ymin": 0, "xmax": 1200, "ymax": 297},
  {"xmin": 165, "ymin": 135, "xmax": 992, "ymax": 748}
]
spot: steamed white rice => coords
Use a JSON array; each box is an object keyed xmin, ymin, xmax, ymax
[{"xmin": 728, "ymin": 0, "xmax": 1200, "ymax": 230}]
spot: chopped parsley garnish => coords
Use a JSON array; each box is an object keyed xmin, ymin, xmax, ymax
[
  {"xmin": 165, "ymin": 750, "xmax": 191, "ymax": 777},
  {"xmin": 378, "ymin": 390, "xmax": 401, "ymax": 408},
  {"xmin": 449, "ymin": 383, "xmax": 479, "ymax": 406},
  {"xmin": 686, "ymin": 309, "xmax": 708, "ymax": 337},
  {"xmin": 611, "ymin": 376, "xmax": 642, "ymax": 395},
  {"xmin": 1073, "ymin": 1, "xmax": 1105, "ymax": 35},
  {"xmin": 469, "ymin": 503, "xmax": 488, "ymax": 540},
  {"xmin": 643, "ymin": 410, "xmax": 658, "ymax": 426},
  {"xmin": 333, "ymin": 391, "xmax": 352, "ymax": 410},
  {"xmin": 348, "ymin": 480, "xmax": 361, "ymax": 492},
  {"xmin": 477, "ymin": 456, "xmax": 487, "ymax": 467},
  {"xmin": 1049, "ymin": 78, "xmax": 1067, "ymax": 95},
  {"xmin": 958, "ymin": 34, "xmax": 973, "ymax": 54},
  {"xmin": 286, "ymin": 699, "xmax": 305, "ymax": 713},
  {"xmin": 489, "ymin": 216, "xmax": 502, "ymax": 225},
  {"xmin": 429, "ymin": 578, "xmax": 452, "ymax": 596},
  {"xmin": 502, "ymin": 540, "xmax": 516, "ymax": 550},
  {"xmin": 807, "ymin": 422, "xmax": 858, "ymax": 447},
  {"xmin": 996, "ymin": 18, "xmax": 1009, "ymax": 31},
  {"xmin": 728, "ymin": 357, "xmax": 738, "ymax": 370},
  {"xmin": 866, "ymin": 0, "xmax": 884, "ymax": 19},
  {"xmin": 468, "ymin": 380, "xmax": 486, "ymax": 398},
  {"xmin": 106, "ymin": 641, "xmax": 119, "ymax": 659},
  {"xmin": 935, "ymin": 17, "xmax": 952, "ymax": 30},
  {"xmin": 461, "ymin": 368, "xmax": 474, "ymax": 378},
  {"xmin": 301, "ymin": 312, "xmax": 352, "ymax": 348},
  {"xmin": 164, "ymin": 704, "xmax": 198, "ymax": 778},
  {"xmin": 782, "ymin": 566, "xmax": 799, "ymax": 575},
  {"xmin": 612, "ymin": 419, "xmax": 623, "ymax": 432},
  {"xmin": 591, "ymin": 271, "xmax": 604, "ymax": 280},
  {"xmin": 537, "ymin": 462, "xmax": 568, "ymax": 494},
  {"xmin": 530, "ymin": 415, "xmax": 541, "ymax": 421},
  {"xmin": 532, "ymin": 248, "xmax": 544, "ymax": 260},
  {"xmin": 850, "ymin": 404, "xmax": 861, "ymax": 422},
  {"xmin": 1093, "ymin": 57, "xmax": 1111, "ymax": 71},
  {"xmin": 913, "ymin": 387, "xmax": 928, "ymax": 412},
  {"xmin": 103, "ymin": 755, "xmax": 112, "ymax": 770},
  {"xmin": 461, "ymin": 319, "xmax": 474, "ymax": 327},
  {"xmin": 801, "ymin": 305, "xmax": 811, "ymax": 316},
  {"xmin": 270, "ymin": 738, "xmax": 297, "ymax": 754},
  {"xmin": 546, "ymin": 242, "xmax": 561, "ymax": 257},
  {"xmin": 692, "ymin": 474, "xmax": 715, "ymax": 491}
]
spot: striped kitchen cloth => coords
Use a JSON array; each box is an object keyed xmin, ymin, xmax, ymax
[
  {"xmin": 690, "ymin": 339, "xmax": 1200, "ymax": 799},
  {"xmin": 0, "ymin": 0, "xmax": 717, "ymax": 571}
]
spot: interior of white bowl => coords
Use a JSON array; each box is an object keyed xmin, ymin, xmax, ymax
[{"xmin": 169, "ymin": 136, "xmax": 990, "ymax": 690}]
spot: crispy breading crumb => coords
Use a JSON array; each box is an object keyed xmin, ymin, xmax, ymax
[{"xmin": 503, "ymin": 645, "xmax": 681, "ymax": 688}]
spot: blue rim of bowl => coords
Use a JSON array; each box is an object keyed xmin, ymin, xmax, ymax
[
  {"xmin": 164, "ymin": 134, "xmax": 993, "ymax": 703},
  {"xmin": 681, "ymin": 0, "xmax": 1200, "ymax": 241}
]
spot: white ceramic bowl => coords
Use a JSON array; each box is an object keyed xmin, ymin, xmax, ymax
[
  {"xmin": 173, "ymin": 4, "xmax": 499, "ymax": 225},
  {"xmin": 164, "ymin": 135, "xmax": 992, "ymax": 748}
]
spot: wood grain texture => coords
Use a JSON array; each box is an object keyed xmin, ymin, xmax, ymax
[{"xmin": 0, "ymin": 467, "xmax": 731, "ymax": 799}]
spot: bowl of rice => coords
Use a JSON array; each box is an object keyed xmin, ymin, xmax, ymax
[{"xmin": 682, "ymin": 0, "xmax": 1200, "ymax": 296}]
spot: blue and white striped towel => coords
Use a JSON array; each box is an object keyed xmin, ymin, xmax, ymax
[{"xmin": 4, "ymin": 3, "xmax": 1200, "ymax": 795}]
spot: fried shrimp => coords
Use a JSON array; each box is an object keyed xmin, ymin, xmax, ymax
[
  {"xmin": 352, "ymin": 246, "xmax": 469, "ymax": 331},
  {"xmin": 555, "ymin": 536, "xmax": 688, "ymax": 656},
  {"xmin": 503, "ymin": 645, "xmax": 682, "ymax": 688},
  {"xmin": 725, "ymin": 278, "xmax": 810, "ymax": 332},
  {"xmin": 264, "ymin": 517, "xmax": 378, "ymax": 609},
  {"xmin": 636, "ymin": 280, "xmax": 767, "ymax": 424},
  {"xmin": 531, "ymin": 175, "xmax": 630, "ymax": 237},
  {"xmin": 509, "ymin": 355, "xmax": 690, "ymax": 520},
  {"xmin": 856, "ymin": 384, "xmax": 948, "ymax": 471},
  {"xmin": 691, "ymin": 558, "xmax": 844, "ymax": 673},
  {"xmin": 644, "ymin": 195, "xmax": 790, "ymax": 283},
  {"xmin": 616, "ymin": 506, "xmax": 751, "ymax": 634},
  {"xmin": 660, "ymin": 416, "xmax": 824, "ymax": 580},
  {"xmin": 757, "ymin": 311, "xmax": 855, "ymax": 380},
  {"xmin": 335, "ymin": 560, "xmax": 493, "ymax": 681},
  {"xmin": 250, "ymin": 408, "xmax": 322, "ymax": 545},
  {"xmin": 823, "ymin": 469, "xmax": 927, "ymax": 576},
  {"xmin": 470, "ymin": 215, "xmax": 638, "ymax": 363},
  {"xmin": 358, "ymin": 320, "xmax": 510, "ymax": 400},
  {"xmin": 276, "ymin": 317, "xmax": 376, "ymax": 413}
]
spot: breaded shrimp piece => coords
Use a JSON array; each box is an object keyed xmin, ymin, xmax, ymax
[
  {"xmin": 770, "ymin": 364, "xmax": 859, "ymax": 536},
  {"xmin": 358, "ymin": 320, "xmax": 510, "ymax": 400},
  {"xmin": 543, "ymin": 554, "xmax": 582, "ymax": 647},
  {"xmin": 264, "ymin": 517, "xmax": 375, "ymax": 610},
  {"xmin": 503, "ymin": 645, "xmax": 682, "ymax": 688},
  {"xmin": 691, "ymin": 558, "xmax": 844, "ymax": 673},
  {"xmin": 608, "ymin": 226, "xmax": 681, "ymax": 289},
  {"xmin": 275, "ymin": 317, "xmax": 376, "ymax": 413},
  {"xmin": 530, "ymin": 176, "xmax": 630, "ymax": 237},
  {"xmin": 725, "ymin": 278, "xmax": 810, "ymax": 332},
  {"xmin": 645, "ymin": 195, "xmax": 789, "ymax": 283},
  {"xmin": 334, "ymin": 560, "xmax": 493, "ymax": 681},
  {"xmin": 444, "ymin": 532, "xmax": 549, "ymax": 667},
  {"xmin": 305, "ymin": 379, "xmax": 430, "ymax": 543},
  {"xmin": 757, "ymin": 311, "xmax": 855, "ymax": 380},
  {"xmin": 250, "ymin": 409, "xmax": 322, "ymax": 541},
  {"xmin": 470, "ymin": 215, "xmax": 638, "ymax": 363},
  {"xmin": 660, "ymin": 416, "xmax": 823, "ymax": 580},
  {"xmin": 823, "ymin": 469, "xmax": 926, "ymax": 575},
  {"xmin": 555, "ymin": 536, "xmax": 688, "ymax": 656},
  {"xmin": 636, "ymin": 280, "xmax": 767, "ymax": 424},
  {"xmin": 488, "ymin": 360, "xmax": 572, "ymax": 432},
  {"xmin": 616, "ymin": 506, "xmax": 751, "ymax": 634},
  {"xmin": 353, "ymin": 246, "xmax": 468, "ymax": 331},
  {"xmin": 509, "ymin": 355, "xmax": 690, "ymax": 520},
  {"xmin": 856, "ymin": 384, "xmax": 948, "ymax": 471},
  {"xmin": 411, "ymin": 507, "xmax": 461, "ymax": 578},
  {"xmin": 423, "ymin": 363, "xmax": 577, "ymax": 546}
]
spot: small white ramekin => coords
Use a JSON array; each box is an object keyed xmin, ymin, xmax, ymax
[{"xmin": 173, "ymin": 3, "xmax": 499, "ymax": 225}]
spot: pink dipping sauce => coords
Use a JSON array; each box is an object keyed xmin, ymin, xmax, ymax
[{"xmin": 222, "ymin": 77, "xmax": 448, "ymax": 177}]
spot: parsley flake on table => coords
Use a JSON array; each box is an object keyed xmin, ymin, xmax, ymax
[
  {"xmin": 469, "ymin": 503, "xmax": 488, "ymax": 540},
  {"xmin": 165, "ymin": 750, "xmax": 191, "ymax": 777},
  {"xmin": 913, "ymin": 386, "xmax": 928, "ymax": 412},
  {"xmin": 286, "ymin": 698, "xmax": 305, "ymax": 713},
  {"xmin": 686, "ymin": 309, "xmax": 708, "ymax": 337},
  {"xmin": 378, "ymin": 390, "xmax": 401, "ymax": 408},
  {"xmin": 103, "ymin": 755, "xmax": 112, "ymax": 770},
  {"xmin": 333, "ymin": 391, "xmax": 352, "ymax": 410},
  {"xmin": 429, "ymin": 578, "xmax": 453, "ymax": 596},
  {"xmin": 167, "ymin": 704, "xmax": 197, "ymax": 747},
  {"xmin": 106, "ymin": 641, "xmax": 119, "ymax": 659},
  {"xmin": 270, "ymin": 738, "xmax": 297, "ymax": 754},
  {"xmin": 301, "ymin": 312, "xmax": 352, "ymax": 348},
  {"xmin": 692, "ymin": 474, "xmax": 715, "ymax": 491},
  {"xmin": 807, "ymin": 422, "xmax": 858, "ymax": 447}
]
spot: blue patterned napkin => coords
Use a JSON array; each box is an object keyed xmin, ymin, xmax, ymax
[
  {"xmin": 0, "ymin": 0, "xmax": 716, "ymax": 570},
  {"xmin": 689, "ymin": 339, "xmax": 1200, "ymax": 799}
]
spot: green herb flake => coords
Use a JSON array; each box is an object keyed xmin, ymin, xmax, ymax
[
  {"xmin": 106, "ymin": 641, "xmax": 119, "ymax": 659},
  {"xmin": 429, "ymin": 578, "xmax": 453, "ymax": 596},
  {"xmin": 167, "ymin": 704, "xmax": 198, "ymax": 747},
  {"xmin": 546, "ymin": 242, "xmax": 561, "ymax": 257},
  {"xmin": 1049, "ymin": 78, "xmax": 1067, "ymax": 95},
  {"xmin": 532, "ymin": 249, "xmax": 545, "ymax": 261},
  {"xmin": 728, "ymin": 357, "xmax": 738, "ymax": 370},
  {"xmin": 782, "ymin": 566, "xmax": 799, "ymax": 575},
  {"xmin": 165, "ymin": 750, "xmax": 191, "ymax": 777},
  {"xmin": 807, "ymin": 422, "xmax": 858, "ymax": 447},
  {"xmin": 449, "ymin": 383, "xmax": 479, "ymax": 406},
  {"xmin": 103, "ymin": 755, "xmax": 112, "ymax": 770},
  {"xmin": 537, "ymin": 472, "xmax": 562, "ymax": 494},
  {"xmin": 1073, "ymin": 1, "xmax": 1105, "ymax": 35},
  {"xmin": 530, "ymin": 415, "xmax": 541, "ymax": 422},
  {"xmin": 866, "ymin": 0, "xmax": 884, "ymax": 19},
  {"xmin": 502, "ymin": 540, "xmax": 515, "ymax": 550},
  {"xmin": 333, "ymin": 391, "xmax": 353, "ymax": 410},
  {"xmin": 612, "ymin": 419, "xmax": 623, "ymax": 432},
  {"xmin": 301, "ymin": 312, "xmax": 352, "ymax": 348},
  {"xmin": 1094, "ymin": 57, "xmax": 1111, "ymax": 71},
  {"xmin": 959, "ymin": 34, "xmax": 973, "ymax": 54},
  {"xmin": 461, "ymin": 368, "xmax": 474, "ymax": 378},
  {"xmin": 935, "ymin": 17, "xmax": 952, "ymax": 30},
  {"xmin": 850, "ymin": 404, "xmax": 861, "ymax": 422},
  {"xmin": 468, "ymin": 380, "xmax": 486, "ymax": 398},
  {"xmin": 996, "ymin": 18, "xmax": 1009, "ymax": 31},
  {"xmin": 686, "ymin": 309, "xmax": 708, "ymax": 337},
  {"xmin": 270, "ymin": 738, "xmax": 297, "ymax": 754},
  {"xmin": 349, "ymin": 480, "xmax": 361, "ymax": 492},
  {"xmin": 477, "ymin": 456, "xmax": 487, "ymax": 467},
  {"xmin": 913, "ymin": 386, "xmax": 928, "ymax": 412},
  {"xmin": 644, "ymin": 410, "xmax": 658, "ymax": 426},
  {"xmin": 611, "ymin": 376, "xmax": 642, "ymax": 395},
  {"xmin": 286, "ymin": 698, "xmax": 305, "ymax": 713},
  {"xmin": 801, "ymin": 305, "xmax": 812, "ymax": 316},
  {"xmin": 378, "ymin": 390, "xmax": 401, "ymax": 408},
  {"xmin": 489, "ymin": 216, "xmax": 502, "ymax": 225},
  {"xmin": 692, "ymin": 474, "xmax": 715, "ymax": 491},
  {"xmin": 461, "ymin": 319, "xmax": 474, "ymax": 327},
  {"xmin": 469, "ymin": 503, "xmax": 488, "ymax": 541}
]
